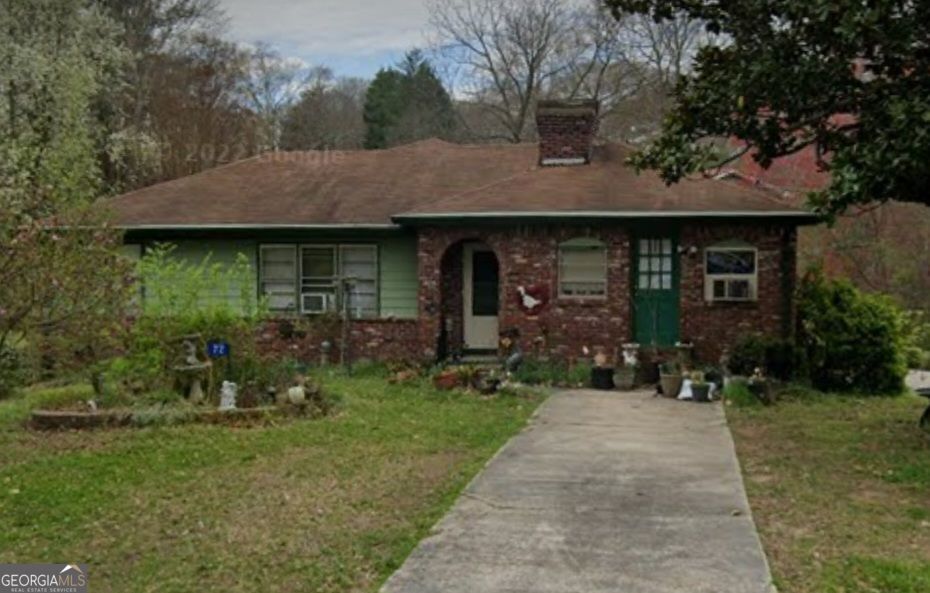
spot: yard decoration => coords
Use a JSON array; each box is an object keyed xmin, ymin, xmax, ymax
[
  {"xmin": 219, "ymin": 381, "xmax": 238, "ymax": 411},
  {"xmin": 747, "ymin": 368, "xmax": 772, "ymax": 405},
  {"xmin": 515, "ymin": 284, "xmax": 548, "ymax": 316},
  {"xmin": 287, "ymin": 376, "xmax": 307, "ymax": 405},
  {"xmin": 172, "ymin": 335, "xmax": 211, "ymax": 403}
]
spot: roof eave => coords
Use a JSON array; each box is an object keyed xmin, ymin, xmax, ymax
[
  {"xmin": 115, "ymin": 223, "xmax": 404, "ymax": 231},
  {"xmin": 391, "ymin": 210, "xmax": 821, "ymax": 226}
]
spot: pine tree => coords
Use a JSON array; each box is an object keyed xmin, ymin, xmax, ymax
[{"xmin": 363, "ymin": 50, "xmax": 456, "ymax": 149}]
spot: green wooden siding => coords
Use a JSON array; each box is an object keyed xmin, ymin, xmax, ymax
[
  {"xmin": 377, "ymin": 235, "xmax": 419, "ymax": 318},
  {"xmin": 135, "ymin": 235, "xmax": 419, "ymax": 319},
  {"xmin": 162, "ymin": 239, "xmax": 259, "ymax": 311}
]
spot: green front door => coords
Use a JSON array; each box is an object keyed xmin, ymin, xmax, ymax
[{"xmin": 633, "ymin": 235, "xmax": 680, "ymax": 347}]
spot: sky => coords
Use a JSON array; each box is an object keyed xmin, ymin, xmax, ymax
[{"xmin": 218, "ymin": 0, "xmax": 432, "ymax": 78}]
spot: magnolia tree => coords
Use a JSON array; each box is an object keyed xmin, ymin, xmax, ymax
[{"xmin": 604, "ymin": 0, "xmax": 930, "ymax": 218}]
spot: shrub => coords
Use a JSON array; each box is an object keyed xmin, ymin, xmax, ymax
[
  {"xmin": 728, "ymin": 335, "xmax": 798, "ymax": 380},
  {"xmin": 904, "ymin": 311, "xmax": 930, "ymax": 370},
  {"xmin": 0, "ymin": 345, "xmax": 27, "ymax": 399},
  {"xmin": 796, "ymin": 270, "xmax": 908, "ymax": 394},
  {"xmin": 511, "ymin": 357, "xmax": 590, "ymax": 386},
  {"xmin": 116, "ymin": 243, "xmax": 268, "ymax": 394}
]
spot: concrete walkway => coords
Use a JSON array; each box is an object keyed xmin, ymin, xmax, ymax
[{"xmin": 381, "ymin": 389, "xmax": 775, "ymax": 593}]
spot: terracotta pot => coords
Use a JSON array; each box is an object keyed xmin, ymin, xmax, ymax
[
  {"xmin": 432, "ymin": 371, "xmax": 461, "ymax": 391},
  {"xmin": 659, "ymin": 373, "xmax": 683, "ymax": 398}
]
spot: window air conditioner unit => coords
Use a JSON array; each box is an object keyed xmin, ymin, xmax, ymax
[{"xmin": 301, "ymin": 292, "xmax": 333, "ymax": 314}]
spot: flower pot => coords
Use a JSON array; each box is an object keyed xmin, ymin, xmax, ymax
[
  {"xmin": 659, "ymin": 373, "xmax": 683, "ymax": 398},
  {"xmin": 591, "ymin": 367, "xmax": 614, "ymax": 390},
  {"xmin": 691, "ymin": 384, "xmax": 710, "ymax": 402},
  {"xmin": 613, "ymin": 367, "xmax": 636, "ymax": 390},
  {"xmin": 432, "ymin": 370, "xmax": 461, "ymax": 391}
]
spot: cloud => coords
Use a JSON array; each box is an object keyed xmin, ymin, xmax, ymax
[{"xmin": 219, "ymin": 0, "xmax": 430, "ymax": 75}]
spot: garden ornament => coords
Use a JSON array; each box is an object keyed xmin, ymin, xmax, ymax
[{"xmin": 219, "ymin": 381, "xmax": 238, "ymax": 411}]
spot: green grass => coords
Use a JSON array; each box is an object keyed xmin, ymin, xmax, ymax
[
  {"xmin": 0, "ymin": 369, "xmax": 543, "ymax": 592},
  {"xmin": 727, "ymin": 387, "xmax": 930, "ymax": 593}
]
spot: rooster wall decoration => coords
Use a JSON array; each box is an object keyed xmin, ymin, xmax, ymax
[{"xmin": 515, "ymin": 284, "xmax": 549, "ymax": 316}]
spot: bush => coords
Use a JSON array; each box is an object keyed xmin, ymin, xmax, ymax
[
  {"xmin": 511, "ymin": 357, "xmax": 590, "ymax": 387},
  {"xmin": 0, "ymin": 345, "xmax": 27, "ymax": 399},
  {"xmin": 796, "ymin": 270, "xmax": 908, "ymax": 394},
  {"xmin": 728, "ymin": 335, "xmax": 798, "ymax": 380},
  {"xmin": 114, "ymin": 243, "xmax": 268, "ymax": 394},
  {"xmin": 904, "ymin": 311, "xmax": 930, "ymax": 370}
]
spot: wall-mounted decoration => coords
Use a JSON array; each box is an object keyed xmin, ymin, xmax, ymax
[{"xmin": 516, "ymin": 284, "xmax": 549, "ymax": 316}]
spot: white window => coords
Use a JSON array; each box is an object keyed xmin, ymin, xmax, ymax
[
  {"xmin": 704, "ymin": 246, "xmax": 758, "ymax": 302},
  {"xmin": 339, "ymin": 245, "xmax": 378, "ymax": 318},
  {"xmin": 260, "ymin": 245, "xmax": 298, "ymax": 312},
  {"xmin": 559, "ymin": 239, "xmax": 607, "ymax": 298},
  {"xmin": 637, "ymin": 238, "xmax": 674, "ymax": 290},
  {"xmin": 300, "ymin": 245, "xmax": 338, "ymax": 313},
  {"xmin": 261, "ymin": 243, "xmax": 378, "ymax": 317}
]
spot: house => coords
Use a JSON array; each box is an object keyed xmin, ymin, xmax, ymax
[{"xmin": 108, "ymin": 100, "xmax": 818, "ymax": 365}]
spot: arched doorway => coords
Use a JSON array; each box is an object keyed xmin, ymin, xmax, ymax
[{"xmin": 438, "ymin": 240, "xmax": 500, "ymax": 357}]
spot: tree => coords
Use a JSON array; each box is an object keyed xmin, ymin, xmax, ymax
[
  {"xmin": 281, "ymin": 68, "xmax": 368, "ymax": 150},
  {"xmin": 428, "ymin": 0, "xmax": 577, "ymax": 142},
  {"xmin": 146, "ymin": 32, "xmax": 260, "ymax": 180},
  {"xmin": 98, "ymin": 0, "xmax": 222, "ymax": 191},
  {"xmin": 242, "ymin": 42, "xmax": 310, "ymax": 150},
  {"xmin": 363, "ymin": 51, "xmax": 456, "ymax": 149},
  {"xmin": 0, "ymin": 0, "xmax": 133, "ymax": 391},
  {"xmin": 605, "ymin": 0, "xmax": 930, "ymax": 218}
]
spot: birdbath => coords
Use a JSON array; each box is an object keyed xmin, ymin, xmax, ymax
[{"xmin": 172, "ymin": 335, "xmax": 211, "ymax": 404}]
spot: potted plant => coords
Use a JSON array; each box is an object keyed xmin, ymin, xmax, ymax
[
  {"xmin": 659, "ymin": 361, "xmax": 683, "ymax": 398},
  {"xmin": 613, "ymin": 364, "xmax": 637, "ymax": 390},
  {"xmin": 690, "ymin": 371, "xmax": 710, "ymax": 402}
]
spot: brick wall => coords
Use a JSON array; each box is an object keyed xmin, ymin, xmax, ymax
[
  {"xmin": 256, "ymin": 318, "xmax": 420, "ymax": 364},
  {"xmin": 679, "ymin": 223, "xmax": 797, "ymax": 363},
  {"xmin": 255, "ymin": 222, "xmax": 798, "ymax": 368},
  {"xmin": 418, "ymin": 225, "xmax": 632, "ymax": 363},
  {"xmin": 536, "ymin": 100, "xmax": 599, "ymax": 164}
]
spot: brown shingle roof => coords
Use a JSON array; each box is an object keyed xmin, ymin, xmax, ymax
[{"xmin": 106, "ymin": 139, "xmax": 814, "ymax": 228}]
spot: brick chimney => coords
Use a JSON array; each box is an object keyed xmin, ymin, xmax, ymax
[{"xmin": 535, "ymin": 99, "xmax": 599, "ymax": 166}]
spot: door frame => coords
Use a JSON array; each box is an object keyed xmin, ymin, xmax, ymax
[{"xmin": 462, "ymin": 243, "xmax": 499, "ymax": 351}]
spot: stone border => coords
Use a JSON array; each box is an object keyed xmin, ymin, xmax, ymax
[{"xmin": 30, "ymin": 405, "xmax": 318, "ymax": 431}]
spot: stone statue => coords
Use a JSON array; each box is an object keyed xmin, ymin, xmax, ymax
[{"xmin": 219, "ymin": 381, "xmax": 237, "ymax": 411}]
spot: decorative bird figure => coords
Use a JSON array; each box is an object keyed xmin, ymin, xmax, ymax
[{"xmin": 516, "ymin": 285, "xmax": 543, "ymax": 311}]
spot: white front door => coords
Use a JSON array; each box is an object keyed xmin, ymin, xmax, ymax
[{"xmin": 463, "ymin": 244, "xmax": 499, "ymax": 350}]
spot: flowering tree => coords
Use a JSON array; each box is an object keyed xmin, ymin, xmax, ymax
[{"xmin": 0, "ymin": 1, "xmax": 133, "ymax": 392}]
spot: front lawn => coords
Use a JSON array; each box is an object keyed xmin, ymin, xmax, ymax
[
  {"xmin": 727, "ymin": 389, "xmax": 930, "ymax": 593},
  {"xmin": 0, "ymin": 369, "xmax": 542, "ymax": 592}
]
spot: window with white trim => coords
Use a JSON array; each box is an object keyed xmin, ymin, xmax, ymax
[
  {"xmin": 558, "ymin": 238, "xmax": 607, "ymax": 297},
  {"xmin": 704, "ymin": 246, "xmax": 757, "ymax": 302},
  {"xmin": 259, "ymin": 243, "xmax": 378, "ymax": 317},
  {"xmin": 259, "ymin": 245, "xmax": 298, "ymax": 312}
]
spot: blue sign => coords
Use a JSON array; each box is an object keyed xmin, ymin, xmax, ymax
[{"xmin": 206, "ymin": 340, "xmax": 230, "ymax": 358}]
